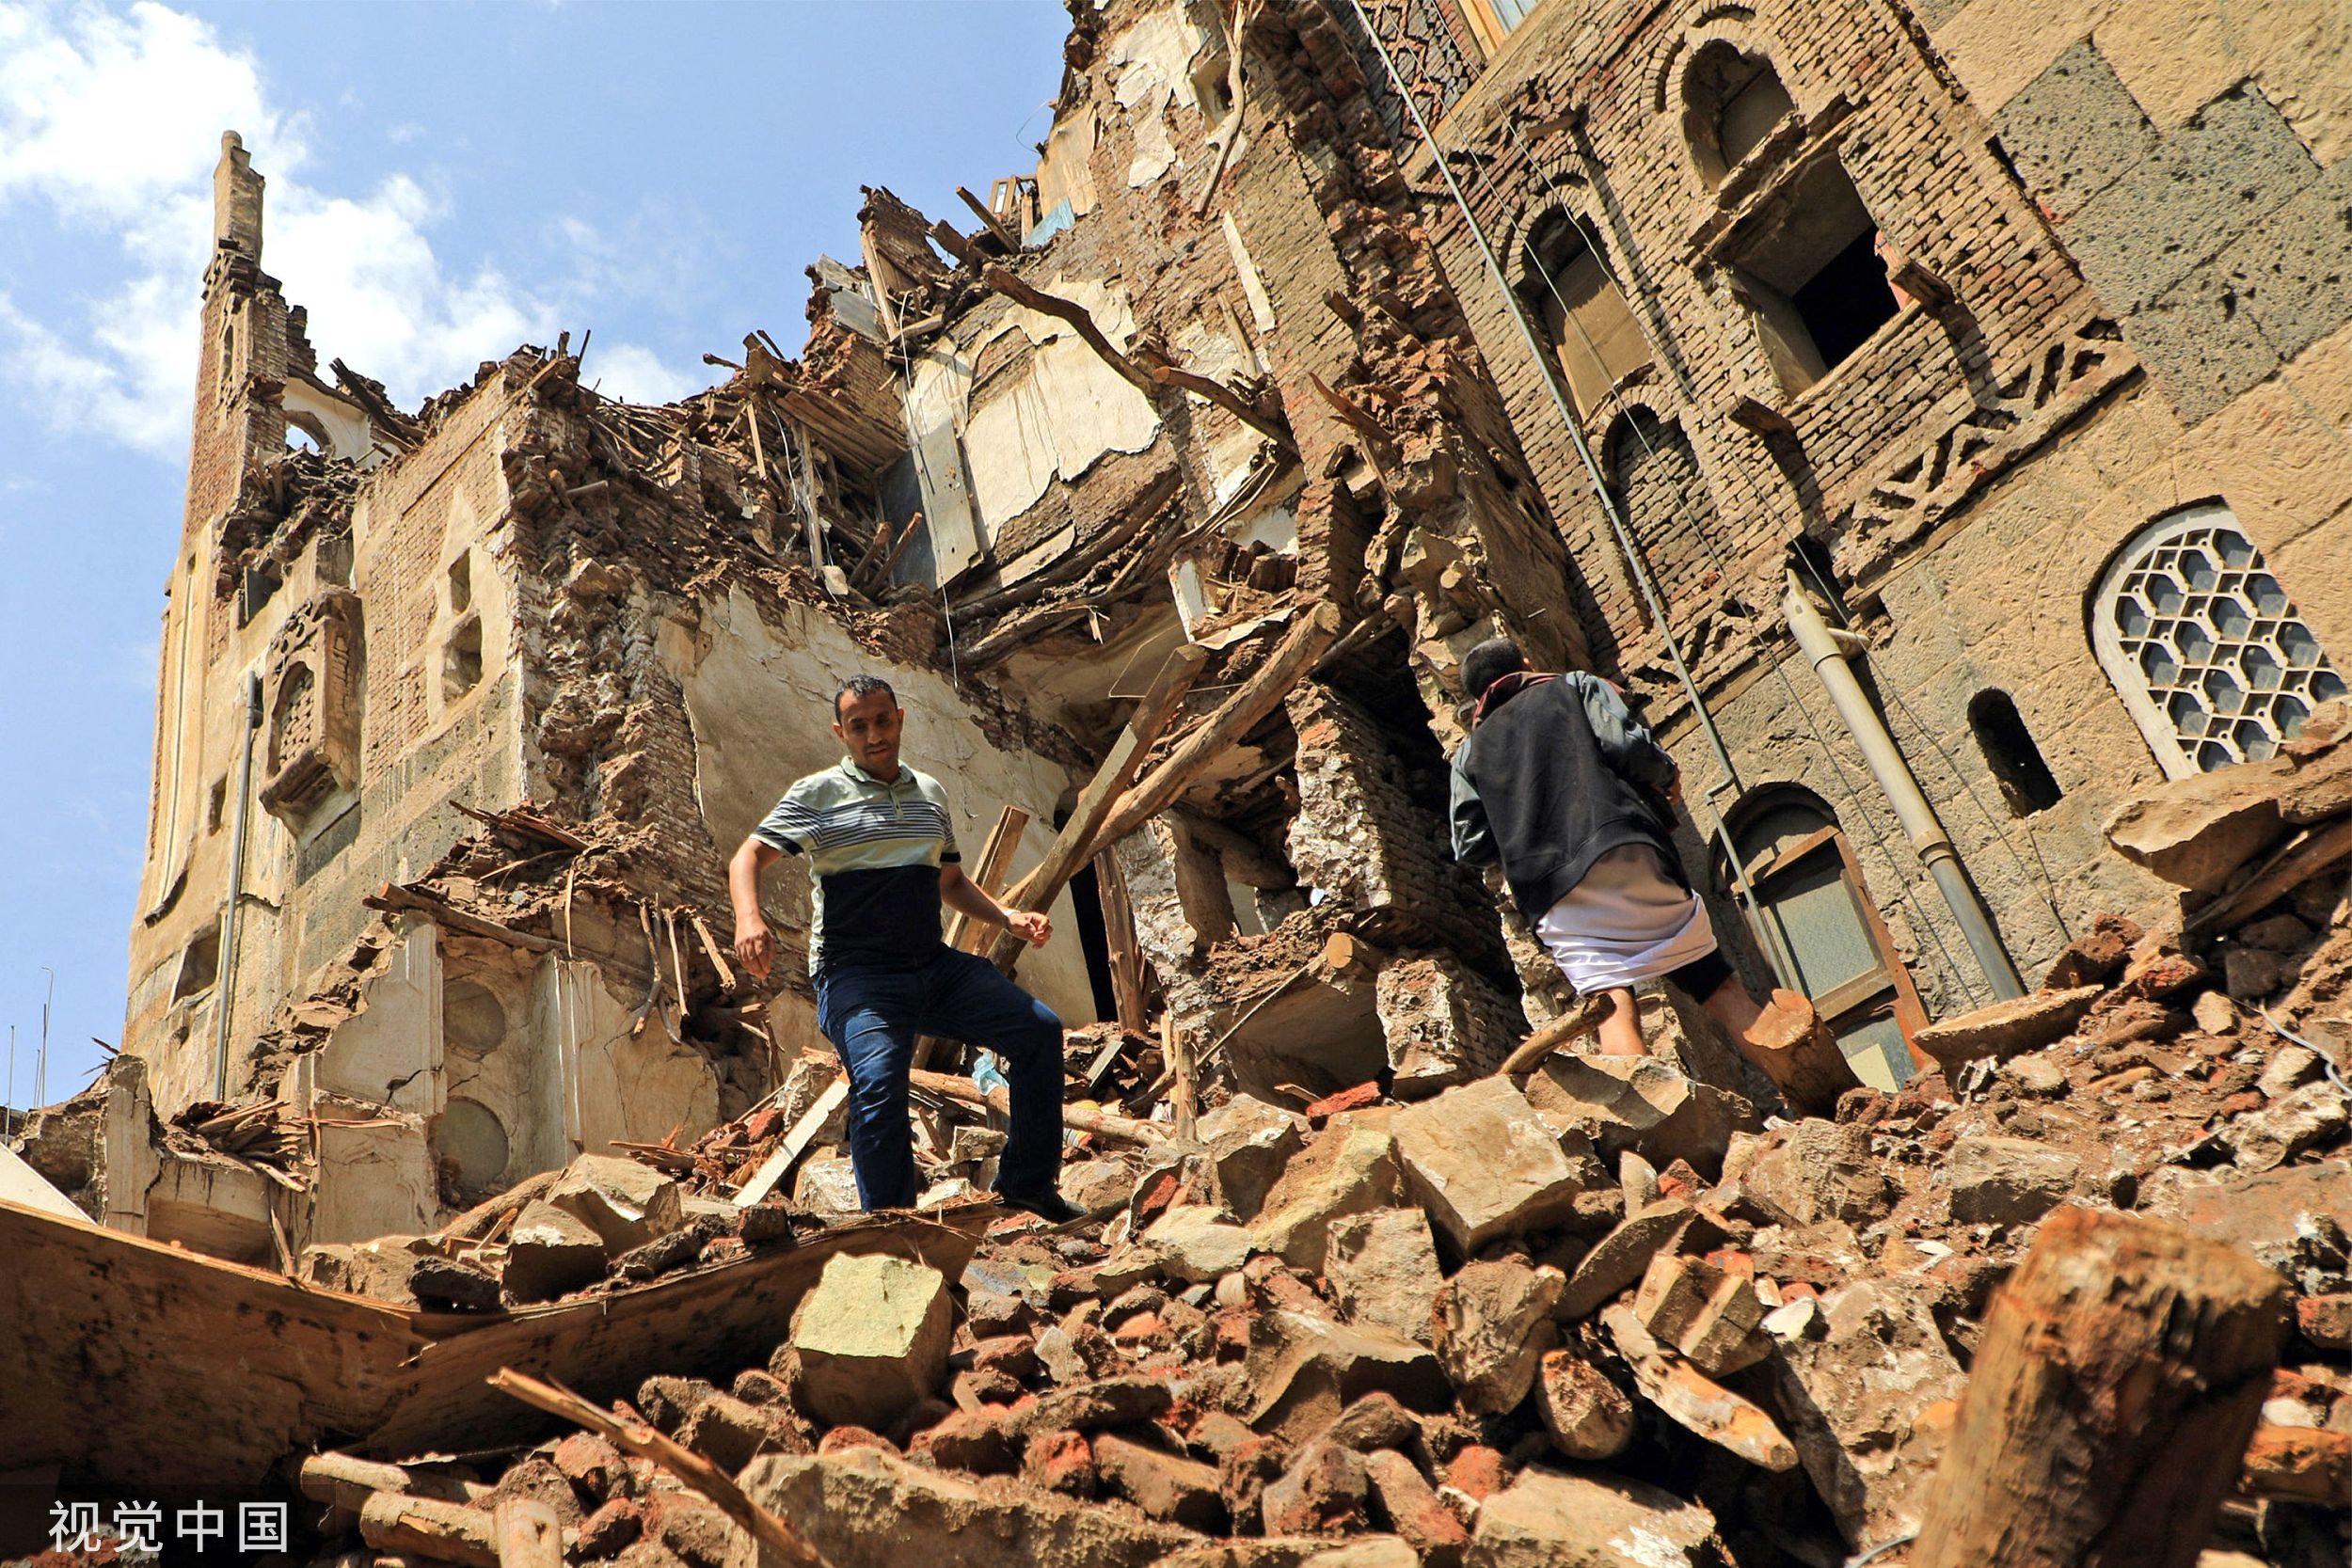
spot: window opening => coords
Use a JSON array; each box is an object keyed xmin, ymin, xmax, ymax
[
  {"xmin": 1519, "ymin": 212, "xmax": 1652, "ymax": 418},
  {"xmin": 1460, "ymin": 0, "xmax": 1540, "ymax": 56},
  {"xmin": 2092, "ymin": 502, "xmax": 2346, "ymax": 775},
  {"xmin": 1066, "ymin": 859, "xmax": 1123, "ymax": 1025},
  {"xmin": 447, "ymin": 552, "xmax": 473, "ymax": 614},
  {"xmin": 1727, "ymin": 157, "xmax": 1900, "ymax": 393},
  {"xmin": 1721, "ymin": 788, "xmax": 1927, "ymax": 1089},
  {"xmin": 1968, "ymin": 690, "xmax": 2063, "ymax": 815},
  {"xmin": 442, "ymin": 612, "xmax": 484, "ymax": 701},
  {"xmin": 1684, "ymin": 44, "xmax": 1797, "ymax": 186},
  {"xmin": 172, "ymin": 925, "xmax": 221, "ymax": 1003}
]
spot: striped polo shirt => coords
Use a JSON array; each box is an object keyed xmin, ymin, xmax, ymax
[{"xmin": 752, "ymin": 757, "xmax": 961, "ymax": 974}]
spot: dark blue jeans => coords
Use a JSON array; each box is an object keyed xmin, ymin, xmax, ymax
[{"xmin": 815, "ymin": 945, "xmax": 1066, "ymax": 1210}]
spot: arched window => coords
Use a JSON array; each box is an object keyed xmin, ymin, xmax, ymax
[
  {"xmin": 1519, "ymin": 211, "xmax": 1651, "ymax": 418},
  {"xmin": 1683, "ymin": 43, "xmax": 1797, "ymax": 187},
  {"xmin": 1718, "ymin": 786, "xmax": 1928, "ymax": 1089},
  {"xmin": 1724, "ymin": 156, "xmax": 1901, "ymax": 393},
  {"xmin": 2092, "ymin": 502, "xmax": 2346, "ymax": 776},
  {"xmin": 1606, "ymin": 409, "xmax": 1716, "ymax": 610}
]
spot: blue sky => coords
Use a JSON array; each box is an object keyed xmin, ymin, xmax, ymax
[{"xmin": 0, "ymin": 0, "xmax": 1071, "ymax": 1111}]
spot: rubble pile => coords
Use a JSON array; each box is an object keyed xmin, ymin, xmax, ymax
[{"xmin": 251, "ymin": 718, "xmax": 2352, "ymax": 1568}]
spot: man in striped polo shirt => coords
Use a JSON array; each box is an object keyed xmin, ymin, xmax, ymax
[{"xmin": 727, "ymin": 674, "xmax": 1076, "ymax": 1218}]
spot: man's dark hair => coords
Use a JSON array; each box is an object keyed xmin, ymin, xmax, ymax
[
  {"xmin": 1461, "ymin": 638, "xmax": 1527, "ymax": 703},
  {"xmin": 834, "ymin": 673, "xmax": 898, "ymax": 718}
]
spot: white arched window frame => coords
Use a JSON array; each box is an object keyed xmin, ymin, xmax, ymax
[{"xmin": 2092, "ymin": 502, "xmax": 2346, "ymax": 778}]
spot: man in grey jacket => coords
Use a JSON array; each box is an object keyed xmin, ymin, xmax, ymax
[{"xmin": 1450, "ymin": 638, "xmax": 1845, "ymax": 1101}]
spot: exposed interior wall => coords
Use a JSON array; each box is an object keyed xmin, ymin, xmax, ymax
[{"xmin": 670, "ymin": 583, "xmax": 1100, "ymax": 1024}]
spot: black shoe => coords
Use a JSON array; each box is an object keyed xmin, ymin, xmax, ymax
[{"xmin": 995, "ymin": 1187, "xmax": 1083, "ymax": 1224}]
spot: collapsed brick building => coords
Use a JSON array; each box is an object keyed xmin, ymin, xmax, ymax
[{"xmin": 4, "ymin": 0, "xmax": 2350, "ymax": 1562}]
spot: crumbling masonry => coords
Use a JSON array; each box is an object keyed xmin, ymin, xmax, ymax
[{"xmin": 4, "ymin": 0, "xmax": 2351, "ymax": 1563}]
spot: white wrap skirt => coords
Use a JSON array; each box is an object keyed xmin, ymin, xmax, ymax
[{"xmin": 1534, "ymin": 844, "xmax": 1719, "ymax": 994}]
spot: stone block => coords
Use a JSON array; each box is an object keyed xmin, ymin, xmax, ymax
[
  {"xmin": 788, "ymin": 1253, "xmax": 953, "ymax": 1432},
  {"xmin": 2070, "ymin": 84, "xmax": 2321, "ymax": 314},
  {"xmin": 1302, "ymin": 1535, "xmax": 1422, "ymax": 1568},
  {"xmin": 1245, "ymin": 1310, "xmax": 1452, "ymax": 1445},
  {"xmin": 794, "ymin": 1155, "xmax": 863, "ymax": 1214},
  {"xmin": 739, "ymin": 1445, "xmax": 1196, "ymax": 1568},
  {"xmin": 1326, "ymin": 1208, "xmax": 1443, "ymax": 1345},
  {"xmin": 1913, "ymin": 986, "xmax": 2103, "ymax": 1074},
  {"xmin": 1738, "ymin": 1121, "xmax": 1896, "ymax": 1228},
  {"xmin": 1994, "ymin": 40, "xmax": 2159, "ymax": 216},
  {"xmin": 1093, "ymin": 1431, "xmax": 1228, "ymax": 1532},
  {"xmin": 1947, "ymin": 1134, "xmax": 2082, "ymax": 1225},
  {"xmin": 1524, "ymin": 1053, "xmax": 1756, "ymax": 1179},
  {"xmin": 2134, "ymin": 262, "xmax": 2285, "ymax": 426},
  {"xmin": 676, "ymin": 1393, "xmax": 782, "ymax": 1474},
  {"xmin": 1771, "ymin": 1276, "xmax": 1965, "ymax": 1548},
  {"xmin": 1432, "ymin": 1259, "xmax": 1565, "ymax": 1416},
  {"xmin": 1199, "ymin": 1095, "xmax": 1309, "ymax": 1220},
  {"xmin": 1263, "ymin": 1439, "xmax": 1372, "ymax": 1536},
  {"xmin": 1630, "ymin": 1252, "xmax": 1766, "ymax": 1377},
  {"xmin": 1556, "ymin": 1197, "xmax": 1693, "ymax": 1321},
  {"xmin": 1466, "ymin": 1469, "xmax": 1724, "ymax": 1567},
  {"xmin": 1002, "ymin": 1373, "xmax": 1174, "ymax": 1438},
  {"xmin": 2229, "ymin": 157, "xmax": 2352, "ymax": 361},
  {"xmin": 1252, "ymin": 1119, "xmax": 1405, "ymax": 1272},
  {"xmin": 1532, "ymin": 1350, "xmax": 1634, "ymax": 1461},
  {"xmin": 1391, "ymin": 1078, "xmax": 1586, "ymax": 1252},
  {"xmin": 1142, "ymin": 1204, "xmax": 1258, "ymax": 1283},
  {"xmin": 910, "ymin": 1410, "xmax": 1015, "ymax": 1475},
  {"xmin": 547, "ymin": 1154, "xmax": 684, "ymax": 1256},
  {"xmin": 1362, "ymin": 1449, "xmax": 1467, "ymax": 1568},
  {"xmin": 2106, "ymin": 753, "xmax": 2294, "ymax": 893},
  {"xmin": 505, "ymin": 1200, "xmax": 610, "ymax": 1303},
  {"xmin": 637, "ymin": 1374, "xmax": 718, "ymax": 1433},
  {"xmin": 1374, "ymin": 953, "xmax": 1519, "ymax": 1099},
  {"xmin": 2227, "ymin": 1082, "xmax": 2349, "ymax": 1173}
]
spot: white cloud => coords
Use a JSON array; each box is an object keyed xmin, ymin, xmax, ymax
[
  {"xmin": 0, "ymin": 0, "xmax": 708, "ymax": 459},
  {"xmin": 586, "ymin": 341, "xmax": 704, "ymax": 405}
]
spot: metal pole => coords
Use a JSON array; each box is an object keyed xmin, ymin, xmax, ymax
[
  {"xmin": 38, "ymin": 967, "xmax": 52, "ymax": 1109},
  {"xmin": 213, "ymin": 673, "xmax": 264, "ymax": 1100},
  {"xmin": 1784, "ymin": 575, "xmax": 2024, "ymax": 999},
  {"xmin": 1341, "ymin": 1, "xmax": 1797, "ymax": 990}
]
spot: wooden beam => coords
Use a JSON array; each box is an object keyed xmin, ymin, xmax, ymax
[
  {"xmin": 907, "ymin": 1068, "xmax": 1172, "ymax": 1148},
  {"xmin": 488, "ymin": 1368, "xmax": 832, "ymax": 1568},
  {"xmin": 987, "ymin": 643, "xmax": 1210, "ymax": 970},
  {"xmin": 956, "ymin": 185, "xmax": 1021, "ymax": 251},
  {"xmin": 1088, "ymin": 602, "xmax": 1344, "ymax": 855},
  {"xmin": 366, "ymin": 884, "xmax": 560, "ymax": 954},
  {"xmin": 1094, "ymin": 849, "xmax": 1148, "ymax": 1033},
  {"xmin": 1143, "ymin": 357, "xmax": 1291, "ymax": 447},
  {"xmin": 358, "ymin": 1493, "xmax": 500, "ymax": 1568},
  {"xmin": 944, "ymin": 807, "xmax": 1031, "ymax": 954},
  {"xmin": 1497, "ymin": 997, "xmax": 1605, "ymax": 1077},
  {"xmin": 929, "ymin": 219, "xmax": 983, "ymax": 269},
  {"xmin": 1911, "ymin": 1207, "xmax": 2288, "ymax": 1568},
  {"xmin": 979, "ymin": 264, "xmax": 1159, "ymax": 399},
  {"xmin": 492, "ymin": 1497, "xmax": 563, "ymax": 1568},
  {"xmin": 731, "ymin": 1077, "xmax": 850, "ymax": 1208}
]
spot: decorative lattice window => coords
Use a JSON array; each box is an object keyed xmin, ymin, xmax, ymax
[{"xmin": 2092, "ymin": 503, "xmax": 2346, "ymax": 775}]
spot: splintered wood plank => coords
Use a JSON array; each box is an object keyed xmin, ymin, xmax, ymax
[
  {"xmin": 731, "ymin": 1078, "xmax": 850, "ymax": 1208},
  {"xmin": 1912, "ymin": 1206, "xmax": 2288, "ymax": 1568}
]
